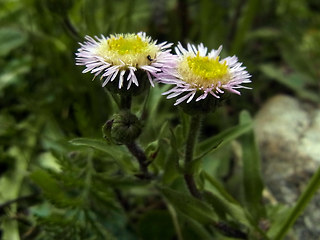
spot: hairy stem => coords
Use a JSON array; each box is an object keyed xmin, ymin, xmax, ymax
[
  {"xmin": 184, "ymin": 115, "xmax": 247, "ymax": 238},
  {"xmin": 184, "ymin": 114, "xmax": 202, "ymax": 199},
  {"xmin": 126, "ymin": 142, "xmax": 151, "ymax": 179},
  {"xmin": 119, "ymin": 95, "xmax": 150, "ymax": 178}
]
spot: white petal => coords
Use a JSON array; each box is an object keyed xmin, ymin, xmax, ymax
[{"xmin": 118, "ymin": 70, "xmax": 126, "ymax": 88}]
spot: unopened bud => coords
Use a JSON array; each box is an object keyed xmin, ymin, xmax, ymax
[{"xmin": 103, "ymin": 111, "xmax": 142, "ymax": 145}]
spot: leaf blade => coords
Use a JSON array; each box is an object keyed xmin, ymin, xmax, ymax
[
  {"xmin": 240, "ymin": 111, "xmax": 265, "ymax": 221},
  {"xmin": 160, "ymin": 187, "xmax": 218, "ymax": 224}
]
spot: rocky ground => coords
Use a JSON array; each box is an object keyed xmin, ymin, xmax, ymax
[{"xmin": 254, "ymin": 95, "xmax": 320, "ymax": 240}]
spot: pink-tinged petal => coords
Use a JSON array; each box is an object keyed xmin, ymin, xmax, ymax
[
  {"xmin": 158, "ymin": 42, "xmax": 251, "ymax": 105},
  {"xmin": 110, "ymin": 69, "xmax": 119, "ymax": 82},
  {"xmin": 174, "ymin": 91, "xmax": 196, "ymax": 105},
  {"xmin": 146, "ymin": 71, "xmax": 155, "ymax": 87},
  {"xmin": 102, "ymin": 73, "xmax": 114, "ymax": 87},
  {"xmin": 76, "ymin": 32, "xmax": 175, "ymax": 90}
]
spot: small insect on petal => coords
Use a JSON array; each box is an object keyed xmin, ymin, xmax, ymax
[{"xmin": 75, "ymin": 32, "xmax": 176, "ymax": 90}]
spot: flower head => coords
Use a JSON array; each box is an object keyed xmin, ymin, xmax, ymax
[
  {"xmin": 76, "ymin": 32, "xmax": 174, "ymax": 90},
  {"xmin": 159, "ymin": 42, "xmax": 251, "ymax": 105}
]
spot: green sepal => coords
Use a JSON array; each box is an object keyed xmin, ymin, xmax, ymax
[
  {"xmin": 104, "ymin": 69, "xmax": 150, "ymax": 96},
  {"xmin": 178, "ymin": 92, "xmax": 229, "ymax": 115}
]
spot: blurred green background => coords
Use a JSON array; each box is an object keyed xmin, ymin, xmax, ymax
[
  {"xmin": 1, "ymin": 0, "xmax": 320, "ymax": 239},
  {"xmin": 1, "ymin": 0, "xmax": 319, "ymax": 139}
]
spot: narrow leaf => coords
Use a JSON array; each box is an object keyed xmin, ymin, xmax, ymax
[
  {"xmin": 0, "ymin": 28, "xmax": 27, "ymax": 56},
  {"xmin": 270, "ymin": 166, "xmax": 320, "ymax": 240},
  {"xmin": 162, "ymin": 130, "xmax": 181, "ymax": 185},
  {"xmin": 30, "ymin": 170, "xmax": 81, "ymax": 208},
  {"xmin": 231, "ymin": 0, "xmax": 260, "ymax": 53},
  {"xmin": 161, "ymin": 187, "xmax": 218, "ymax": 224},
  {"xmin": 196, "ymin": 122, "xmax": 252, "ymax": 155},
  {"xmin": 166, "ymin": 202, "xmax": 184, "ymax": 240},
  {"xmin": 260, "ymin": 64, "xmax": 320, "ymax": 102},
  {"xmin": 203, "ymin": 172, "xmax": 270, "ymax": 239},
  {"xmin": 69, "ymin": 138, "xmax": 126, "ymax": 158},
  {"xmin": 202, "ymin": 171, "xmax": 239, "ymax": 205},
  {"xmin": 203, "ymin": 191, "xmax": 251, "ymax": 226},
  {"xmin": 240, "ymin": 111, "xmax": 265, "ymax": 221}
]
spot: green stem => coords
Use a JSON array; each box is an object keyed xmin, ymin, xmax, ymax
[
  {"xmin": 184, "ymin": 116, "xmax": 248, "ymax": 239},
  {"xmin": 119, "ymin": 95, "xmax": 150, "ymax": 179},
  {"xmin": 0, "ymin": 194, "xmax": 39, "ymax": 211},
  {"xmin": 62, "ymin": 15, "xmax": 81, "ymax": 40},
  {"xmin": 273, "ymin": 166, "xmax": 320, "ymax": 240},
  {"xmin": 126, "ymin": 142, "xmax": 151, "ymax": 179},
  {"xmin": 184, "ymin": 114, "xmax": 202, "ymax": 199},
  {"xmin": 120, "ymin": 95, "xmax": 132, "ymax": 110}
]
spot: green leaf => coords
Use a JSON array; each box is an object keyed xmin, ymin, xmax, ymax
[
  {"xmin": 203, "ymin": 191, "xmax": 250, "ymax": 226},
  {"xmin": 260, "ymin": 64, "xmax": 320, "ymax": 102},
  {"xmin": 203, "ymin": 171, "xmax": 270, "ymax": 239},
  {"xmin": 0, "ymin": 57, "xmax": 31, "ymax": 91},
  {"xmin": 265, "ymin": 204, "xmax": 291, "ymax": 239},
  {"xmin": 162, "ymin": 130, "xmax": 181, "ymax": 185},
  {"xmin": 202, "ymin": 172, "xmax": 253, "ymax": 227},
  {"xmin": 231, "ymin": 0, "xmax": 260, "ymax": 54},
  {"xmin": 0, "ymin": 28, "xmax": 27, "ymax": 56},
  {"xmin": 239, "ymin": 111, "xmax": 265, "ymax": 221},
  {"xmin": 138, "ymin": 210, "xmax": 175, "ymax": 240},
  {"xmin": 160, "ymin": 187, "xmax": 218, "ymax": 224},
  {"xmin": 270, "ymin": 166, "xmax": 320, "ymax": 240},
  {"xmin": 146, "ymin": 84, "xmax": 171, "ymax": 119},
  {"xmin": 69, "ymin": 138, "xmax": 136, "ymax": 173},
  {"xmin": 94, "ymin": 173, "xmax": 147, "ymax": 187},
  {"xmin": 166, "ymin": 202, "xmax": 184, "ymax": 240},
  {"xmin": 196, "ymin": 121, "xmax": 252, "ymax": 156},
  {"xmin": 69, "ymin": 138, "xmax": 127, "ymax": 159},
  {"xmin": 0, "ymin": 113, "xmax": 16, "ymax": 136},
  {"xmin": 180, "ymin": 215, "xmax": 213, "ymax": 240},
  {"xmin": 247, "ymin": 27, "xmax": 280, "ymax": 39},
  {"xmin": 202, "ymin": 171, "xmax": 239, "ymax": 206},
  {"xmin": 186, "ymin": 141, "xmax": 221, "ymax": 175},
  {"xmin": 30, "ymin": 169, "xmax": 82, "ymax": 208}
]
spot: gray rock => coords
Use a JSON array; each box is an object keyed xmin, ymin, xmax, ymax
[{"xmin": 254, "ymin": 95, "xmax": 320, "ymax": 240}]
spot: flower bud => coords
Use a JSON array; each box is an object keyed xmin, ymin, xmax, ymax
[{"xmin": 103, "ymin": 111, "xmax": 142, "ymax": 145}]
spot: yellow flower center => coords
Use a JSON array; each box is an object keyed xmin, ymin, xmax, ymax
[
  {"xmin": 108, "ymin": 35, "xmax": 148, "ymax": 55},
  {"xmin": 178, "ymin": 52, "xmax": 230, "ymax": 88},
  {"xmin": 95, "ymin": 34, "xmax": 159, "ymax": 67}
]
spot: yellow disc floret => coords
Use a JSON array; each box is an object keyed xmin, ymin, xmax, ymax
[
  {"xmin": 95, "ymin": 33, "xmax": 159, "ymax": 67},
  {"xmin": 178, "ymin": 52, "xmax": 230, "ymax": 88}
]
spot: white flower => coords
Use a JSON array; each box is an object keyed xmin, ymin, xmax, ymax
[
  {"xmin": 159, "ymin": 42, "xmax": 251, "ymax": 105},
  {"xmin": 75, "ymin": 32, "xmax": 175, "ymax": 89}
]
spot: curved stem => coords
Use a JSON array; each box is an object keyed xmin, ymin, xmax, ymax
[
  {"xmin": 126, "ymin": 142, "xmax": 151, "ymax": 179},
  {"xmin": 118, "ymin": 95, "xmax": 150, "ymax": 179},
  {"xmin": 62, "ymin": 15, "xmax": 81, "ymax": 41},
  {"xmin": 184, "ymin": 114, "xmax": 202, "ymax": 199}
]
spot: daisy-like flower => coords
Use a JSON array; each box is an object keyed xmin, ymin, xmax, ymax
[
  {"xmin": 76, "ymin": 32, "xmax": 175, "ymax": 90},
  {"xmin": 159, "ymin": 42, "xmax": 251, "ymax": 105}
]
